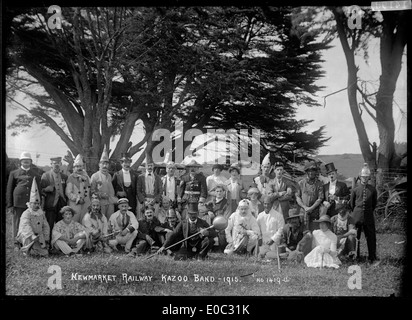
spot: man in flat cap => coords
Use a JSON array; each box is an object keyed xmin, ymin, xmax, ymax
[
  {"xmin": 112, "ymin": 153, "xmax": 138, "ymax": 215},
  {"xmin": 40, "ymin": 156, "xmax": 68, "ymax": 243},
  {"xmin": 295, "ymin": 161, "xmax": 324, "ymax": 232},
  {"xmin": 322, "ymin": 162, "xmax": 350, "ymax": 218},
  {"xmin": 7, "ymin": 151, "xmax": 43, "ymax": 251}
]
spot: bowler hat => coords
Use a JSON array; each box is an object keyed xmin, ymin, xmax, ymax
[
  {"xmin": 313, "ymin": 215, "xmax": 332, "ymax": 224},
  {"xmin": 325, "ymin": 162, "xmax": 337, "ymax": 174}
]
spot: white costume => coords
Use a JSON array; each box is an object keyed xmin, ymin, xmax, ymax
[{"xmin": 304, "ymin": 229, "xmax": 341, "ymax": 268}]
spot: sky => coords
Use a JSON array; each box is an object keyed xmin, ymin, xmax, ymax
[{"xmin": 5, "ymin": 36, "xmax": 407, "ymax": 167}]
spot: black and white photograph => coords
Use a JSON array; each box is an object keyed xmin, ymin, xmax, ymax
[{"xmin": 2, "ymin": 0, "xmax": 409, "ymax": 307}]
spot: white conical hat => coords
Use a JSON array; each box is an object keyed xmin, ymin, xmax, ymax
[
  {"xmin": 100, "ymin": 145, "xmax": 110, "ymax": 163},
  {"xmin": 74, "ymin": 154, "xmax": 84, "ymax": 166},
  {"xmin": 261, "ymin": 153, "xmax": 271, "ymax": 166},
  {"xmin": 30, "ymin": 178, "xmax": 41, "ymax": 203}
]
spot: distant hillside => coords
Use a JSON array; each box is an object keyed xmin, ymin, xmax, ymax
[{"xmin": 317, "ymin": 154, "xmax": 364, "ymax": 179}]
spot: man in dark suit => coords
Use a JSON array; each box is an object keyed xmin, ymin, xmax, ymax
[
  {"xmin": 157, "ymin": 202, "xmax": 217, "ymax": 260},
  {"xmin": 40, "ymin": 156, "xmax": 68, "ymax": 242},
  {"xmin": 6, "ymin": 152, "xmax": 42, "ymax": 250},
  {"xmin": 322, "ymin": 162, "xmax": 350, "ymax": 217},
  {"xmin": 112, "ymin": 153, "xmax": 138, "ymax": 215},
  {"xmin": 136, "ymin": 160, "xmax": 162, "ymax": 219}
]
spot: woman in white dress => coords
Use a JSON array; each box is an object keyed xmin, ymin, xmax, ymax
[{"xmin": 304, "ymin": 215, "xmax": 341, "ymax": 269}]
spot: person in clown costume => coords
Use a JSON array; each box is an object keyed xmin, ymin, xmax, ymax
[
  {"xmin": 16, "ymin": 179, "xmax": 50, "ymax": 257},
  {"xmin": 253, "ymin": 153, "xmax": 274, "ymax": 198},
  {"xmin": 65, "ymin": 154, "xmax": 91, "ymax": 223}
]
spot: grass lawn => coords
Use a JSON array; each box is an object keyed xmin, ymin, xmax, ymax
[{"xmin": 4, "ymin": 212, "xmax": 407, "ymax": 297}]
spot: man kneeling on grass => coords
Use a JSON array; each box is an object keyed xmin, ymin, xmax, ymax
[
  {"xmin": 17, "ymin": 179, "xmax": 50, "ymax": 257},
  {"xmin": 108, "ymin": 198, "xmax": 138, "ymax": 253},
  {"xmin": 224, "ymin": 199, "xmax": 260, "ymax": 256},
  {"xmin": 157, "ymin": 202, "xmax": 217, "ymax": 260},
  {"xmin": 51, "ymin": 206, "xmax": 88, "ymax": 256}
]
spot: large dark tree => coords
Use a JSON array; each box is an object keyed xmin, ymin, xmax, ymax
[{"xmin": 6, "ymin": 6, "xmax": 330, "ymax": 174}]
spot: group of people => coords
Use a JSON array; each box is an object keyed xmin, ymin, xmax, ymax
[{"xmin": 7, "ymin": 149, "xmax": 379, "ymax": 268}]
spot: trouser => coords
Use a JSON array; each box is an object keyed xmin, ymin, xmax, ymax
[
  {"xmin": 101, "ymin": 203, "xmax": 114, "ymax": 221},
  {"xmin": 21, "ymin": 237, "xmax": 49, "ymax": 257},
  {"xmin": 12, "ymin": 207, "xmax": 26, "ymax": 245},
  {"xmin": 54, "ymin": 238, "xmax": 86, "ymax": 255},
  {"xmin": 108, "ymin": 231, "xmax": 138, "ymax": 252},
  {"xmin": 44, "ymin": 198, "xmax": 66, "ymax": 242},
  {"xmin": 338, "ymin": 234, "xmax": 357, "ymax": 256},
  {"xmin": 356, "ymin": 222, "xmax": 377, "ymax": 261},
  {"xmin": 174, "ymin": 237, "xmax": 214, "ymax": 260}
]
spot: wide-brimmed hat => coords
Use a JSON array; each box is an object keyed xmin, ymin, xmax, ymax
[
  {"xmin": 304, "ymin": 161, "xmax": 318, "ymax": 172},
  {"xmin": 186, "ymin": 159, "xmax": 202, "ymax": 167},
  {"xmin": 335, "ymin": 200, "xmax": 350, "ymax": 214},
  {"xmin": 314, "ymin": 215, "xmax": 332, "ymax": 224},
  {"xmin": 286, "ymin": 208, "xmax": 301, "ymax": 221},
  {"xmin": 325, "ymin": 162, "xmax": 337, "ymax": 174},
  {"xmin": 119, "ymin": 153, "xmax": 132, "ymax": 162},
  {"xmin": 247, "ymin": 187, "xmax": 260, "ymax": 195}
]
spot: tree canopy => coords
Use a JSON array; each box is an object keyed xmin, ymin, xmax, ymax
[{"xmin": 6, "ymin": 6, "xmax": 331, "ymax": 174}]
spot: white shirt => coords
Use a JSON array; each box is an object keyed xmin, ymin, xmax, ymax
[
  {"xmin": 145, "ymin": 172, "xmax": 154, "ymax": 195},
  {"xmin": 122, "ymin": 169, "xmax": 131, "ymax": 187},
  {"xmin": 256, "ymin": 208, "xmax": 285, "ymax": 243},
  {"xmin": 166, "ymin": 175, "xmax": 176, "ymax": 201},
  {"xmin": 329, "ymin": 180, "xmax": 337, "ymax": 195}
]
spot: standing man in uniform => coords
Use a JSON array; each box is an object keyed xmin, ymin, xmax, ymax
[
  {"xmin": 295, "ymin": 161, "xmax": 324, "ymax": 232},
  {"xmin": 322, "ymin": 162, "xmax": 350, "ymax": 218},
  {"xmin": 179, "ymin": 160, "xmax": 207, "ymax": 221},
  {"xmin": 40, "ymin": 156, "xmax": 68, "ymax": 243},
  {"xmin": 350, "ymin": 163, "xmax": 379, "ymax": 265},
  {"xmin": 7, "ymin": 151, "xmax": 42, "ymax": 251},
  {"xmin": 112, "ymin": 153, "xmax": 138, "ymax": 215},
  {"xmin": 136, "ymin": 160, "xmax": 163, "ymax": 220}
]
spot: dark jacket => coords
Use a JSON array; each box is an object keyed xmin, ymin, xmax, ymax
[
  {"xmin": 179, "ymin": 172, "xmax": 208, "ymax": 203},
  {"xmin": 137, "ymin": 216, "xmax": 162, "ymax": 245},
  {"xmin": 136, "ymin": 173, "xmax": 162, "ymax": 204},
  {"xmin": 163, "ymin": 218, "xmax": 217, "ymax": 249},
  {"xmin": 112, "ymin": 169, "xmax": 138, "ymax": 211},
  {"xmin": 350, "ymin": 184, "xmax": 377, "ymax": 225},
  {"xmin": 322, "ymin": 180, "xmax": 350, "ymax": 216},
  {"xmin": 40, "ymin": 170, "xmax": 68, "ymax": 209},
  {"xmin": 7, "ymin": 167, "xmax": 42, "ymax": 208}
]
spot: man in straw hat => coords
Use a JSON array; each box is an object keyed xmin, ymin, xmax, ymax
[
  {"xmin": 112, "ymin": 152, "xmax": 138, "ymax": 215},
  {"xmin": 108, "ymin": 198, "xmax": 139, "ymax": 253},
  {"xmin": 179, "ymin": 159, "xmax": 207, "ymax": 220},
  {"xmin": 157, "ymin": 202, "xmax": 217, "ymax": 260},
  {"xmin": 7, "ymin": 151, "xmax": 42, "ymax": 251},
  {"xmin": 136, "ymin": 160, "xmax": 162, "ymax": 220},
  {"xmin": 322, "ymin": 162, "xmax": 350, "ymax": 218},
  {"xmin": 40, "ymin": 156, "xmax": 68, "ymax": 243},
  {"xmin": 296, "ymin": 160, "xmax": 324, "ymax": 232},
  {"xmin": 82, "ymin": 195, "xmax": 112, "ymax": 253},
  {"xmin": 66, "ymin": 154, "xmax": 91, "ymax": 223},
  {"xmin": 303, "ymin": 215, "xmax": 341, "ymax": 268},
  {"xmin": 253, "ymin": 153, "xmax": 274, "ymax": 197},
  {"xmin": 267, "ymin": 161, "xmax": 293, "ymax": 221},
  {"xmin": 16, "ymin": 178, "xmax": 50, "ymax": 257},
  {"xmin": 90, "ymin": 146, "xmax": 117, "ymax": 220},
  {"xmin": 256, "ymin": 195, "xmax": 285, "ymax": 260},
  {"xmin": 350, "ymin": 163, "xmax": 379, "ymax": 265}
]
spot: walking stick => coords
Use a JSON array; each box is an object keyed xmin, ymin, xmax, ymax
[
  {"xmin": 321, "ymin": 252, "xmax": 324, "ymax": 269},
  {"xmin": 276, "ymin": 244, "xmax": 281, "ymax": 272},
  {"xmin": 146, "ymin": 216, "xmax": 228, "ymax": 260}
]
